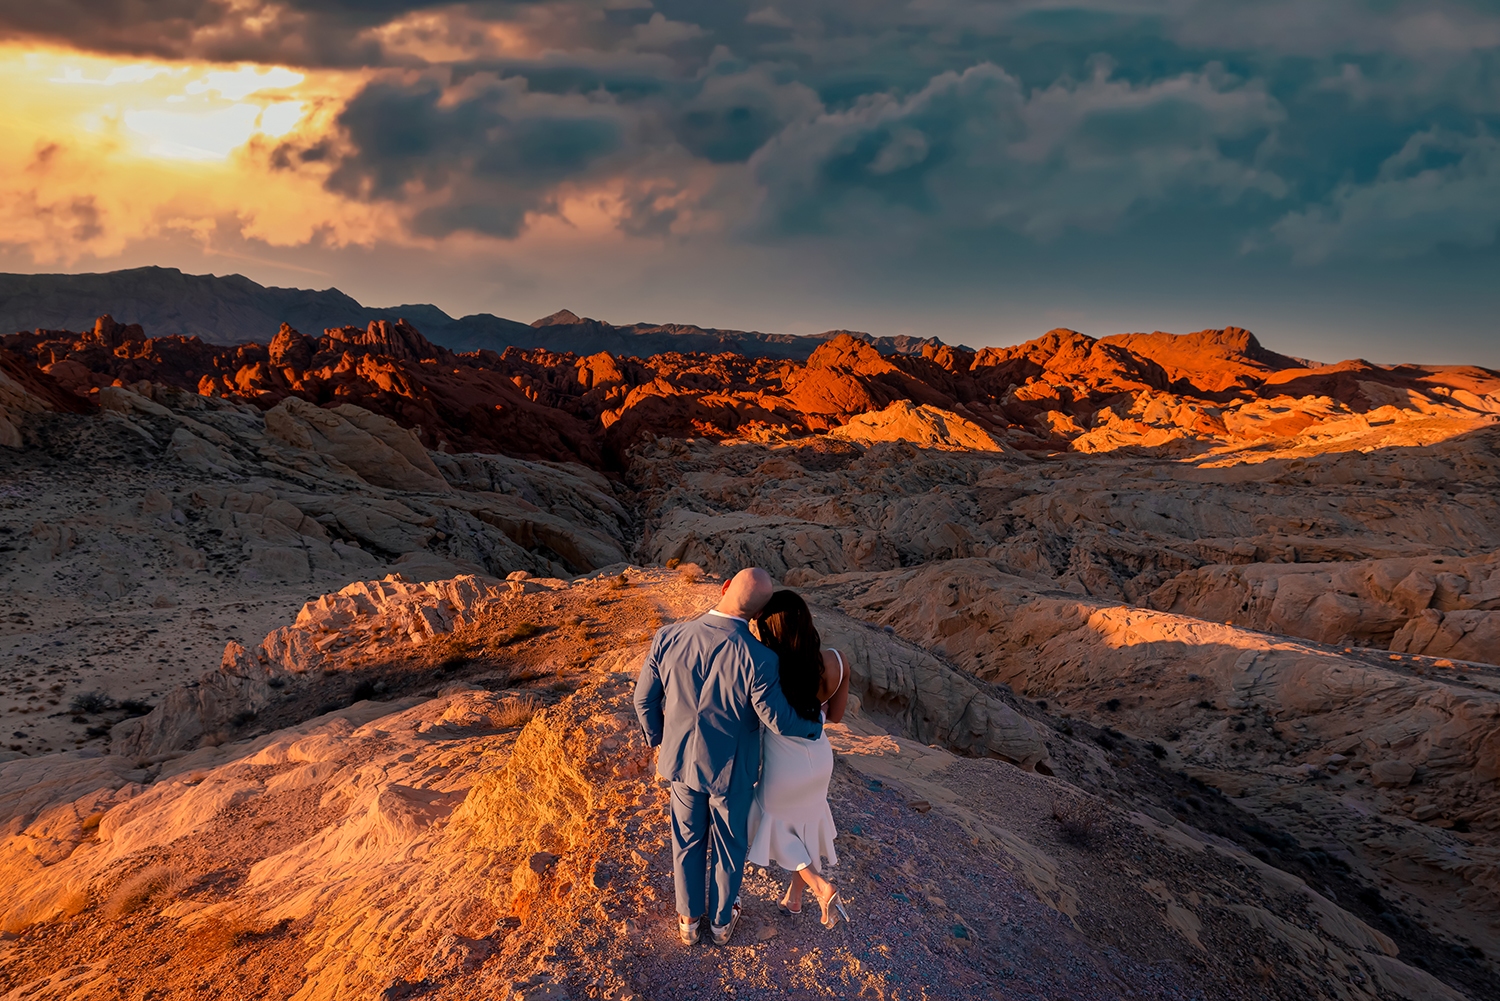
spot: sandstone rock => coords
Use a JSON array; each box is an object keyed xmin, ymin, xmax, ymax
[
  {"xmin": 1371, "ymin": 760, "xmax": 1416, "ymax": 788},
  {"xmin": 1391, "ymin": 608, "xmax": 1500, "ymax": 664},
  {"xmin": 830, "ymin": 400, "xmax": 1012, "ymax": 452},
  {"xmin": 1146, "ymin": 552, "xmax": 1500, "ymax": 652},
  {"xmin": 423, "ymin": 932, "xmax": 494, "ymax": 978},
  {"xmin": 0, "ymin": 347, "xmax": 91, "ymax": 447},
  {"xmin": 265, "ymin": 397, "xmax": 450, "ymax": 492}
]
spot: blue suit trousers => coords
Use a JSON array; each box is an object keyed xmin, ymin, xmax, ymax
[{"xmin": 670, "ymin": 777, "xmax": 752, "ymax": 927}]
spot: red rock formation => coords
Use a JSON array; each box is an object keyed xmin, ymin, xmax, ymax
[
  {"xmin": 0, "ymin": 348, "xmax": 95, "ymax": 415},
  {"xmin": 5, "ymin": 315, "xmax": 1499, "ymax": 467},
  {"xmin": 1100, "ymin": 327, "xmax": 1301, "ymax": 393}
]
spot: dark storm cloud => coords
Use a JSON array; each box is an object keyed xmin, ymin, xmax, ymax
[
  {"xmin": 15, "ymin": 0, "xmax": 1499, "ymax": 260},
  {"xmin": 0, "ymin": 0, "xmax": 409, "ymax": 65},
  {"xmin": 316, "ymin": 73, "xmax": 625, "ymax": 237}
]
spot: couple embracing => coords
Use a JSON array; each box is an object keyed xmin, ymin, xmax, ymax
[{"xmin": 633, "ymin": 568, "xmax": 852, "ymax": 946}]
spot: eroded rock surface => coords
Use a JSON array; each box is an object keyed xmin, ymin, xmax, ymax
[
  {"xmin": 0, "ymin": 380, "xmax": 628, "ymax": 758},
  {"xmin": 1, "ymin": 570, "xmax": 1481, "ymax": 1001},
  {"xmin": 2, "ymin": 319, "xmax": 1500, "ymax": 997}
]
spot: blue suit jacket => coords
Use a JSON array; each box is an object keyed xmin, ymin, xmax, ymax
[{"xmin": 634, "ymin": 612, "xmax": 822, "ymax": 796}]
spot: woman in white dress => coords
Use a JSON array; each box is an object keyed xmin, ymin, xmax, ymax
[{"xmin": 747, "ymin": 590, "xmax": 852, "ymax": 929}]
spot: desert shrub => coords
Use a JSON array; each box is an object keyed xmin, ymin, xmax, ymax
[
  {"xmin": 202, "ymin": 910, "xmax": 288, "ymax": 951},
  {"xmin": 117, "ymin": 699, "xmax": 153, "ymax": 718},
  {"xmin": 437, "ymin": 654, "xmax": 471, "ymax": 674},
  {"xmin": 105, "ymin": 865, "xmax": 184, "ymax": 920},
  {"xmin": 70, "ymin": 691, "xmax": 114, "ymax": 714},
  {"xmin": 665, "ymin": 558, "xmax": 681, "ymax": 570},
  {"xmin": 1103, "ymin": 698, "xmax": 1121, "ymax": 712},
  {"xmin": 57, "ymin": 889, "xmax": 89, "ymax": 918},
  {"xmin": 1149, "ymin": 742, "xmax": 1167, "ymax": 759},
  {"xmin": 493, "ymin": 694, "xmax": 541, "ymax": 729},
  {"xmin": 492, "ymin": 622, "xmax": 542, "ymax": 647},
  {"xmin": 1051, "ymin": 799, "xmax": 1107, "ymax": 848}
]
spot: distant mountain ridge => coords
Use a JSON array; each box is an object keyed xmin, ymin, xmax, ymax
[{"xmin": 0, "ymin": 266, "xmax": 951, "ymax": 360}]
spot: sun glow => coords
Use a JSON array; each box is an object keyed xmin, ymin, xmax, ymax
[
  {"xmin": 39, "ymin": 53, "xmax": 308, "ymax": 161},
  {"xmin": 0, "ymin": 44, "xmax": 395, "ymax": 264},
  {"xmin": 0, "ymin": 43, "xmax": 656, "ymax": 270}
]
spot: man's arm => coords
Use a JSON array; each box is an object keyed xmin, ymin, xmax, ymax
[
  {"xmin": 633, "ymin": 630, "xmax": 667, "ymax": 747},
  {"xmin": 749, "ymin": 651, "xmax": 822, "ymax": 740}
]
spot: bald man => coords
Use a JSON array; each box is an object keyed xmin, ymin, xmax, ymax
[{"xmin": 634, "ymin": 567, "xmax": 822, "ymax": 946}]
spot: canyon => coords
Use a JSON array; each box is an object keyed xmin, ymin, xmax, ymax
[{"xmin": 1, "ymin": 311, "xmax": 1499, "ymax": 1000}]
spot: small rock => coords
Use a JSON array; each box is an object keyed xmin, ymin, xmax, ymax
[
  {"xmin": 908, "ymin": 799, "xmax": 931, "ymax": 814},
  {"xmin": 423, "ymin": 932, "xmax": 494, "ymax": 979},
  {"xmin": 1371, "ymin": 760, "xmax": 1415, "ymax": 788}
]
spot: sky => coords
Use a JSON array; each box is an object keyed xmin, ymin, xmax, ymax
[{"xmin": 0, "ymin": 1, "xmax": 1497, "ymax": 365}]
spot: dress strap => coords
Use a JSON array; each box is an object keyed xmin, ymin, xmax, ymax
[{"xmin": 832, "ymin": 648, "xmax": 846, "ymax": 689}]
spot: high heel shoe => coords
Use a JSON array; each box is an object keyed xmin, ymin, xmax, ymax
[
  {"xmin": 817, "ymin": 889, "xmax": 849, "ymax": 930},
  {"xmin": 779, "ymin": 880, "xmax": 803, "ymax": 915}
]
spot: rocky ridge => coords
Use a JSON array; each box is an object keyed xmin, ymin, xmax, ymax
[{"xmin": 0, "ymin": 267, "xmax": 939, "ymax": 358}]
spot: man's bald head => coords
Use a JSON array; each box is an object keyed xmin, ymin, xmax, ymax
[{"xmin": 717, "ymin": 567, "xmax": 775, "ymax": 618}]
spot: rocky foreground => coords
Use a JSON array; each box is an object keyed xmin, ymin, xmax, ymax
[
  {"xmin": 1, "ymin": 318, "xmax": 1498, "ymax": 999},
  {"xmin": 0, "ymin": 569, "xmax": 1482, "ymax": 1001}
]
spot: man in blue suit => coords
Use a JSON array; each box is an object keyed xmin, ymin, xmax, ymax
[{"xmin": 634, "ymin": 567, "xmax": 822, "ymax": 946}]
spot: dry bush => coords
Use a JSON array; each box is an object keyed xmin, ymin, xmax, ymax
[
  {"xmin": 493, "ymin": 695, "xmax": 541, "ymax": 729},
  {"xmin": 201, "ymin": 908, "xmax": 287, "ymax": 952},
  {"xmin": 105, "ymin": 865, "xmax": 185, "ymax": 919},
  {"xmin": 1051, "ymin": 798, "xmax": 1108, "ymax": 848},
  {"xmin": 57, "ymin": 889, "xmax": 90, "ymax": 918},
  {"xmin": 69, "ymin": 691, "xmax": 114, "ymax": 714},
  {"xmin": 490, "ymin": 622, "xmax": 542, "ymax": 649},
  {"xmin": 665, "ymin": 558, "xmax": 681, "ymax": 570}
]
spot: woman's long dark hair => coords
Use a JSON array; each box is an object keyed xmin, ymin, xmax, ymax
[{"xmin": 755, "ymin": 590, "xmax": 823, "ymax": 722}]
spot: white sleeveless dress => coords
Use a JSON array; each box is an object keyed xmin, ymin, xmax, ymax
[{"xmin": 746, "ymin": 650, "xmax": 844, "ymax": 874}]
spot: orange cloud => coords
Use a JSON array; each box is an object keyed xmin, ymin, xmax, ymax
[{"xmin": 0, "ymin": 44, "xmax": 398, "ymax": 264}]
